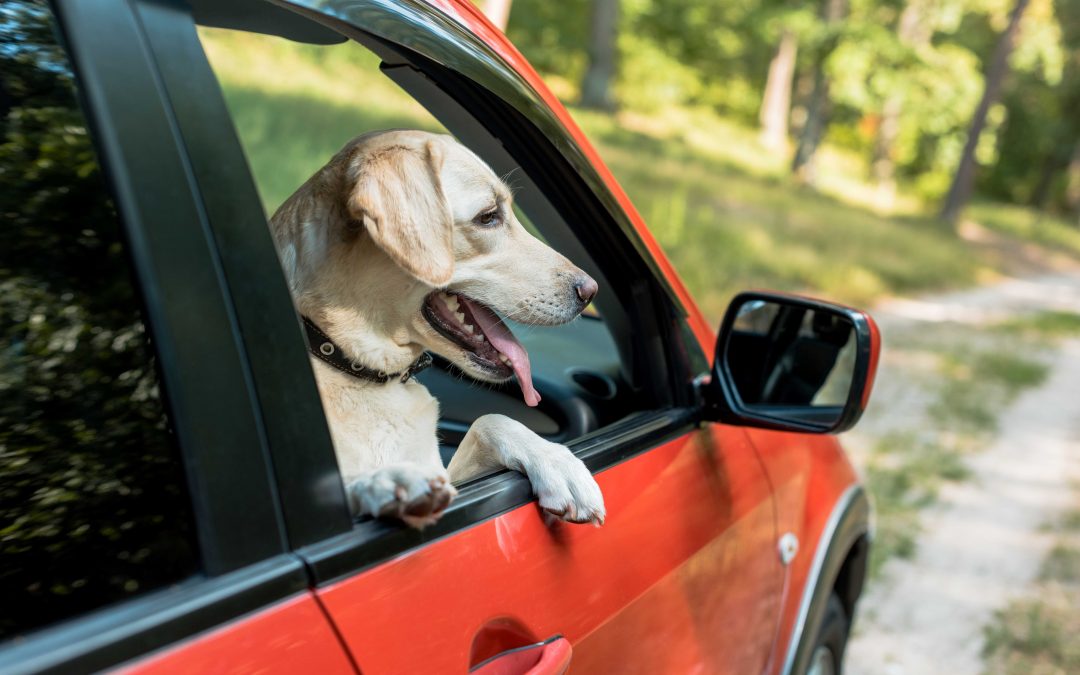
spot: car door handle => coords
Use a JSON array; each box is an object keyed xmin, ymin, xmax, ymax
[{"xmin": 470, "ymin": 635, "xmax": 572, "ymax": 675}]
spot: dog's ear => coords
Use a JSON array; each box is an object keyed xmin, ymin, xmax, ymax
[{"xmin": 347, "ymin": 141, "xmax": 454, "ymax": 287}]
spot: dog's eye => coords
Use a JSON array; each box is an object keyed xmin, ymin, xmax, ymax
[{"xmin": 473, "ymin": 209, "xmax": 502, "ymax": 227}]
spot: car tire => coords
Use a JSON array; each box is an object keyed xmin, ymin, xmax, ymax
[{"xmin": 806, "ymin": 593, "xmax": 849, "ymax": 675}]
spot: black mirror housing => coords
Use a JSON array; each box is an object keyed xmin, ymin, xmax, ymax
[{"xmin": 704, "ymin": 291, "xmax": 880, "ymax": 434}]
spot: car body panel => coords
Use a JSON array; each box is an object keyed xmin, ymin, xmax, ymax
[
  {"xmin": 317, "ymin": 428, "xmax": 781, "ymax": 673},
  {"xmin": 116, "ymin": 594, "xmax": 355, "ymax": 674},
  {"xmin": 746, "ymin": 430, "xmax": 863, "ymax": 673}
]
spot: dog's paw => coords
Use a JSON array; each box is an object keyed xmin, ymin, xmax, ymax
[
  {"xmin": 347, "ymin": 464, "xmax": 457, "ymax": 529},
  {"xmin": 529, "ymin": 446, "xmax": 606, "ymax": 526}
]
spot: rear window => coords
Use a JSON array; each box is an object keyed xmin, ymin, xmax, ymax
[{"xmin": 0, "ymin": 0, "xmax": 199, "ymax": 640}]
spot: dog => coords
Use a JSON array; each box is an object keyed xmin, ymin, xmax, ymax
[{"xmin": 269, "ymin": 129, "xmax": 606, "ymax": 528}]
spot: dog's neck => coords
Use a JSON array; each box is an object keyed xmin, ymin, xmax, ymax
[
  {"xmin": 295, "ymin": 244, "xmax": 432, "ymax": 376},
  {"xmin": 299, "ymin": 315, "xmax": 430, "ymax": 383},
  {"xmin": 297, "ymin": 296, "xmax": 425, "ymax": 376}
]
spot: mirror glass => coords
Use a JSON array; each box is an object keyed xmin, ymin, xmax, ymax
[{"xmin": 724, "ymin": 299, "xmax": 856, "ymax": 415}]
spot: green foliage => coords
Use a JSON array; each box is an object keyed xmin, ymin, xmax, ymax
[
  {"xmin": 1, "ymin": 1, "xmax": 197, "ymax": 638},
  {"xmin": 504, "ymin": 0, "xmax": 1080, "ymax": 220},
  {"xmin": 612, "ymin": 32, "xmax": 705, "ymax": 112},
  {"xmin": 505, "ymin": 0, "xmax": 590, "ymax": 82}
]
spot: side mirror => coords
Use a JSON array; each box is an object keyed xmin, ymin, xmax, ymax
[{"xmin": 704, "ymin": 291, "xmax": 880, "ymax": 434}]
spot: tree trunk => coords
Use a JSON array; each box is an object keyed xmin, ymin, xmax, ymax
[
  {"xmin": 791, "ymin": 68, "xmax": 831, "ymax": 184},
  {"xmin": 791, "ymin": 0, "xmax": 847, "ymax": 183},
  {"xmin": 1066, "ymin": 141, "xmax": 1080, "ymax": 225},
  {"xmin": 871, "ymin": 0, "xmax": 932, "ymax": 205},
  {"xmin": 759, "ymin": 30, "xmax": 799, "ymax": 151},
  {"xmin": 940, "ymin": 0, "xmax": 1031, "ymax": 225},
  {"xmin": 1029, "ymin": 148, "xmax": 1063, "ymax": 209},
  {"xmin": 580, "ymin": 0, "xmax": 620, "ymax": 110},
  {"xmin": 871, "ymin": 96, "xmax": 903, "ymax": 207},
  {"xmin": 479, "ymin": 0, "xmax": 512, "ymax": 31}
]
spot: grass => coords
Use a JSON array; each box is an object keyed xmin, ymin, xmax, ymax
[
  {"xmin": 1041, "ymin": 543, "xmax": 1080, "ymax": 584},
  {"xmin": 999, "ymin": 311, "xmax": 1080, "ymax": 342},
  {"xmin": 934, "ymin": 350, "xmax": 1049, "ymax": 435},
  {"xmin": 983, "ymin": 500, "xmax": 1080, "ymax": 674},
  {"xmin": 864, "ymin": 431, "xmax": 969, "ymax": 576},
  {"xmin": 196, "ymin": 27, "xmax": 1017, "ymax": 320},
  {"xmin": 969, "ymin": 201, "xmax": 1080, "ymax": 260},
  {"xmin": 984, "ymin": 599, "xmax": 1080, "ymax": 674}
]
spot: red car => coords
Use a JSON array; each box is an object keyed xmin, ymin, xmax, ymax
[{"xmin": 0, "ymin": 0, "xmax": 879, "ymax": 673}]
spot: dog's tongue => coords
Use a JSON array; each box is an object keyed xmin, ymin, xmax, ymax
[{"xmin": 460, "ymin": 297, "xmax": 541, "ymax": 407}]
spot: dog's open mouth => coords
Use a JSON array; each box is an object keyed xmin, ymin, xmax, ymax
[{"xmin": 421, "ymin": 291, "xmax": 541, "ymax": 407}]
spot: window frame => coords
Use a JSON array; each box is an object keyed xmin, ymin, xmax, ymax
[
  {"xmin": 0, "ymin": 1, "xmax": 307, "ymax": 671},
  {"xmin": 182, "ymin": 0, "xmax": 708, "ymax": 585}
]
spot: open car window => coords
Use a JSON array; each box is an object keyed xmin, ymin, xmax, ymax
[{"xmin": 196, "ymin": 24, "xmax": 654, "ymax": 457}]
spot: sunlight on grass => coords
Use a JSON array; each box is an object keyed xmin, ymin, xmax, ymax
[
  {"xmin": 199, "ymin": 28, "xmax": 444, "ymax": 212},
  {"xmin": 969, "ymin": 201, "xmax": 1080, "ymax": 259}
]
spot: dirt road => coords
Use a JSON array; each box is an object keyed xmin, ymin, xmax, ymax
[{"xmin": 844, "ymin": 273, "xmax": 1080, "ymax": 675}]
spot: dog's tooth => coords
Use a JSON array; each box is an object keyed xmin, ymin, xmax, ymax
[
  {"xmin": 445, "ymin": 295, "xmax": 459, "ymax": 311},
  {"xmin": 500, "ymin": 354, "xmax": 511, "ymax": 365},
  {"xmin": 454, "ymin": 311, "xmax": 466, "ymax": 324},
  {"xmin": 464, "ymin": 323, "xmax": 474, "ymax": 334}
]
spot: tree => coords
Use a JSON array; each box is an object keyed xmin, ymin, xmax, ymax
[
  {"xmin": 1067, "ymin": 142, "xmax": 1080, "ymax": 224},
  {"xmin": 791, "ymin": 0, "xmax": 847, "ymax": 183},
  {"xmin": 580, "ymin": 0, "xmax": 620, "ymax": 110},
  {"xmin": 940, "ymin": 0, "xmax": 1032, "ymax": 225},
  {"xmin": 479, "ymin": 0, "xmax": 512, "ymax": 31},
  {"xmin": 870, "ymin": 0, "xmax": 933, "ymax": 205},
  {"xmin": 759, "ymin": 30, "xmax": 799, "ymax": 150}
]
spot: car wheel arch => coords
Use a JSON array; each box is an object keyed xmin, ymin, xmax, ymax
[{"xmin": 782, "ymin": 485, "xmax": 871, "ymax": 675}]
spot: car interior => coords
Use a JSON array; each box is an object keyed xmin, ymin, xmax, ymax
[{"xmin": 191, "ymin": 1, "xmax": 696, "ymax": 467}]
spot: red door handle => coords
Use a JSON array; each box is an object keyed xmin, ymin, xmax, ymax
[{"xmin": 470, "ymin": 635, "xmax": 572, "ymax": 675}]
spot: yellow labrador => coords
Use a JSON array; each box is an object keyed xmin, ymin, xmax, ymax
[{"xmin": 270, "ymin": 130, "xmax": 605, "ymax": 528}]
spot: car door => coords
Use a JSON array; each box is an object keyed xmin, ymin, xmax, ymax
[
  {"xmin": 0, "ymin": 2, "xmax": 352, "ymax": 672},
  {"xmin": 164, "ymin": 0, "xmax": 784, "ymax": 672}
]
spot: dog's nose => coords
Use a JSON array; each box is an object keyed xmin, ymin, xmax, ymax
[{"xmin": 575, "ymin": 276, "xmax": 598, "ymax": 306}]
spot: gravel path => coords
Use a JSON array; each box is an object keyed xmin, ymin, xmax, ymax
[{"xmin": 844, "ymin": 273, "xmax": 1080, "ymax": 675}]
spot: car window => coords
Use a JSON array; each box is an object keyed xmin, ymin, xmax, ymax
[
  {"xmin": 0, "ymin": 0, "xmax": 199, "ymax": 641},
  {"xmin": 196, "ymin": 25, "xmax": 638, "ymax": 449}
]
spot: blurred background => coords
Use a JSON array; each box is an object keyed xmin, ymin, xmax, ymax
[{"xmin": 198, "ymin": 1, "xmax": 1080, "ymax": 672}]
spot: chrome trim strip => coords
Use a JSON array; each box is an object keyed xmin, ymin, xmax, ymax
[{"xmin": 780, "ymin": 484, "xmax": 863, "ymax": 675}]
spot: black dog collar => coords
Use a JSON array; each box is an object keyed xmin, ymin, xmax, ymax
[{"xmin": 301, "ymin": 316, "xmax": 432, "ymax": 384}]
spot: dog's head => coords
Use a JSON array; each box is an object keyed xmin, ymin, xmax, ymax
[{"xmin": 272, "ymin": 130, "xmax": 596, "ymax": 406}]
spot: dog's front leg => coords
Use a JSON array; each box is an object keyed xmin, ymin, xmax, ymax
[
  {"xmin": 346, "ymin": 463, "xmax": 457, "ymax": 529},
  {"xmin": 448, "ymin": 414, "xmax": 605, "ymax": 525}
]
